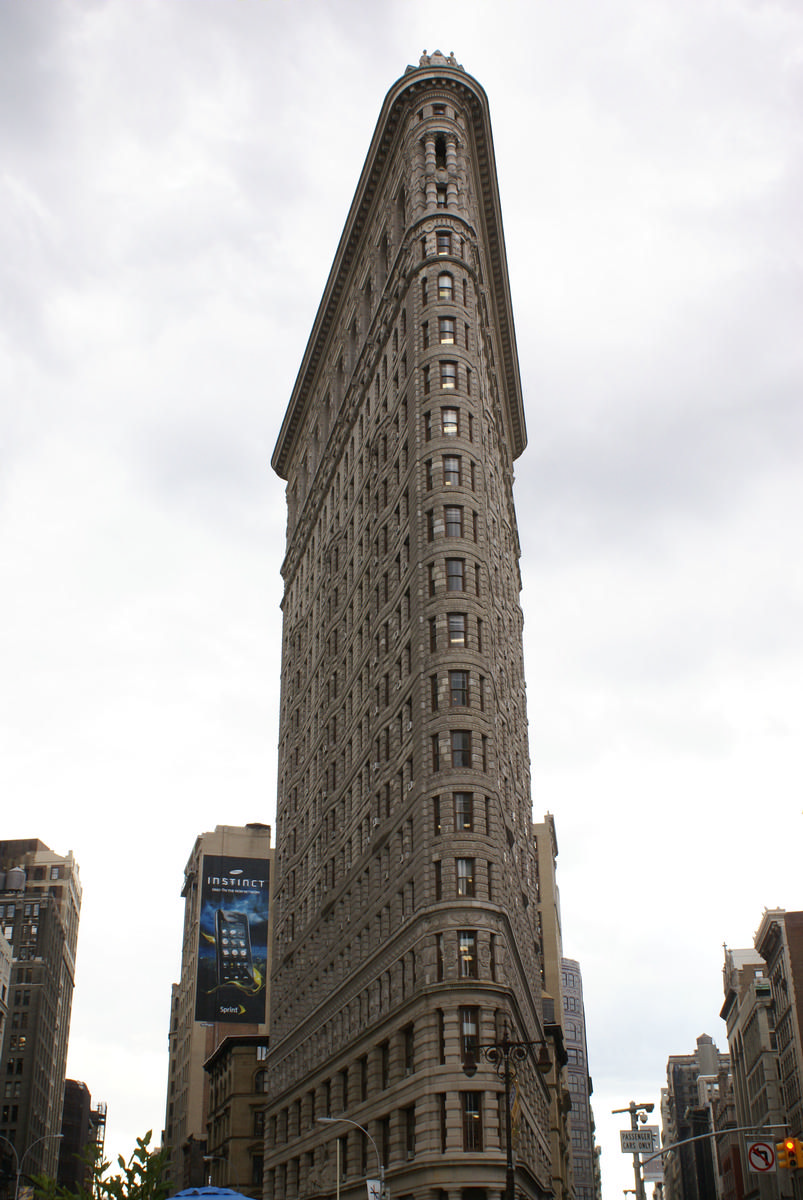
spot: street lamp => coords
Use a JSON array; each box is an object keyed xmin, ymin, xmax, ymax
[
  {"xmin": 317, "ymin": 1116, "xmax": 385, "ymax": 1200},
  {"xmin": 0, "ymin": 1133, "xmax": 64, "ymax": 1200},
  {"xmin": 463, "ymin": 1021, "xmax": 551, "ymax": 1200},
  {"xmin": 612, "ymin": 1101, "xmax": 654, "ymax": 1200}
]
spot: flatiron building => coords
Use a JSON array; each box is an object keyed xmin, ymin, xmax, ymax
[{"xmin": 265, "ymin": 52, "xmax": 551, "ymax": 1200}]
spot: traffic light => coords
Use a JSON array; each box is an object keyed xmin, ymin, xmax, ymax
[
  {"xmin": 777, "ymin": 1138, "xmax": 795, "ymax": 1169},
  {"xmin": 776, "ymin": 1138, "xmax": 803, "ymax": 1168}
]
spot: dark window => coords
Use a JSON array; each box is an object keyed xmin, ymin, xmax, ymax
[
  {"xmin": 460, "ymin": 1006, "xmax": 480, "ymax": 1064},
  {"xmin": 422, "ymin": 321, "xmax": 429, "ymax": 349},
  {"xmin": 431, "ymin": 735, "xmax": 440, "ymax": 772},
  {"xmin": 425, "ymin": 459, "xmax": 433, "ymax": 489},
  {"xmin": 443, "ymin": 455, "xmax": 461, "ymax": 486},
  {"xmin": 436, "ymin": 184, "xmax": 448, "ymax": 208},
  {"xmin": 422, "ymin": 277, "xmax": 429, "ymax": 306},
  {"xmin": 434, "ymin": 859, "xmax": 442, "ymax": 900},
  {"xmin": 446, "ymin": 558, "xmax": 464, "ymax": 591},
  {"xmin": 451, "ymin": 730, "xmax": 471, "ymax": 768},
  {"xmin": 404, "ymin": 1105, "xmax": 416, "ymax": 1158},
  {"xmin": 424, "ymin": 411, "xmax": 432, "ymax": 441},
  {"xmin": 445, "ymin": 506, "xmax": 463, "ymax": 537},
  {"xmin": 426, "ymin": 510, "xmax": 435, "ymax": 541},
  {"xmin": 404, "ymin": 1024, "xmax": 415, "ymax": 1074},
  {"xmin": 429, "ymin": 617, "xmax": 438, "ymax": 652},
  {"xmin": 423, "ymin": 365, "xmax": 430, "ymax": 395},
  {"xmin": 461, "ymin": 1092, "xmax": 482, "ymax": 1150},
  {"xmin": 380, "ymin": 1040, "xmax": 390, "ymax": 1088},
  {"xmin": 433, "ymin": 795, "xmax": 441, "ymax": 836}
]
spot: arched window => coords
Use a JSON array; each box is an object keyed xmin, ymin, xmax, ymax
[{"xmin": 254, "ymin": 1069, "xmax": 269, "ymax": 1093}]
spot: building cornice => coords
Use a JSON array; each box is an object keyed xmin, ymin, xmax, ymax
[{"xmin": 272, "ymin": 56, "xmax": 526, "ymax": 479}]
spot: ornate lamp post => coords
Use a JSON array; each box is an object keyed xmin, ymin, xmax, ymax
[{"xmin": 464, "ymin": 1021, "xmax": 551, "ymax": 1200}]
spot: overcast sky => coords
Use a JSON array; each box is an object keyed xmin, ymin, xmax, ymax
[{"xmin": 2, "ymin": 1, "xmax": 802, "ymax": 1195}]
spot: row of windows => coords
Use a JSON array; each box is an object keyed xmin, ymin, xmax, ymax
[
  {"xmin": 422, "ymin": 317, "xmax": 470, "ymax": 348},
  {"xmin": 430, "ymin": 670, "xmax": 485, "ymax": 709},
  {"xmin": 422, "ymin": 361, "xmax": 472, "ymax": 395},
  {"xmin": 426, "ymin": 455, "xmax": 476, "ymax": 489},
  {"xmin": 421, "ymin": 271, "xmax": 469, "ymax": 307},
  {"xmin": 427, "ymin": 557, "xmax": 481, "ymax": 596},
  {"xmin": 431, "ymin": 730, "xmax": 488, "ymax": 771},
  {"xmin": 429, "ymin": 612, "xmax": 483, "ymax": 651},
  {"xmin": 426, "ymin": 505, "xmax": 479, "ymax": 541},
  {"xmin": 425, "ymin": 406, "xmax": 473, "ymax": 440}
]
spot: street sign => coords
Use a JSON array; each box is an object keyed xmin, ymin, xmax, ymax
[
  {"xmin": 641, "ymin": 1126, "xmax": 663, "ymax": 1182},
  {"xmin": 746, "ymin": 1140, "xmax": 776, "ymax": 1174},
  {"xmin": 620, "ymin": 1129, "xmax": 656, "ymax": 1154},
  {"xmin": 367, "ymin": 1181, "xmax": 381, "ymax": 1200}
]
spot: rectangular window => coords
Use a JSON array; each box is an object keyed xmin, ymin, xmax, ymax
[
  {"xmin": 440, "ymin": 361, "xmax": 457, "ymax": 389},
  {"xmin": 439, "ymin": 316, "xmax": 455, "ymax": 344},
  {"xmin": 423, "ymin": 365, "xmax": 430, "ymax": 395},
  {"xmin": 460, "ymin": 1006, "xmax": 480, "ymax": 1065},
  {"xmin": 404, "ymin": 1024, "xmax": 415, "ymax": 1074},
  {"xmin": 433, "ymin": 795, "xmax": 441, "ymax": 836},
  {"xmin": 454, "ymin": 792, "xmax": 473, "ymax": 831},
  {"xmin": 443, "ymin": 455, "xmax": 461, "ymax": 486},
  {"xmin": 437, "ymin": 932, "xmax": 444, "ymax": 980},
  {"xmin": 422, "ymin": 321, "xmax": 429, "ymax": 349},
  {"xmin": 434, "ymin": 859, "xmax": 442, "ymax": 900},
  {"xmin": 404, "ymin": 1105, "xmax": 416, "ymax": 1158},
  {"xmin": 445, "ymin": 506, "xmax": 463, "ymax": 537},
  {"xmin": 447, "ymin": 613, "xmax": 466, "ymax": 647},
  {"xmin": 461, "ymin": 1092, "xmax": 482, "ymax": 1150},
  {"xmin": 457, "ymin": 858, "xmax": 475, "ymax": 897},
  {"xmin": 476, "ymin": 618, "xmax": 483, "ymax": 652},
  {"xmin": 422, "ymin": 277, "xmax": 428, "ymax": 306},
  {"xmin": 436, "ymin": 230, "xmax": 451, "ymax": 255},
  {"xmin": 442, "ymin": 407, "xmax": 459, "ymax": 436},
  {"xmin": 440, "ymin": 1094, "xmax": 448, "ymax": 1152},
  {"xmin": 380, "ymin": 1040, "xmax": 390, "ymax": 1089},
  {"xmin": 438, "ymin": 272, "xmax": 453, "ymax": 301},
  {"xmin": 426, "ymin": 510, "xmax": 435, "ymax": 542},
  {"xmin": 430, "ymin": 674, "xmax": 439, "ymax": 710},
  {"xmin": 431, "ymin": 735, "xmax": 440, "ymax": 772},
  {"xmin": 428, "ymin": 563, "xmax": 436, "ymax": 596},
  {"xmin": 436, "ymin": 184, "xmax": 448, "ymax": 208},
  {"xmin": 451, "ymin": 730, "xmax": 471, "ymax": 768},
  {"xmin": 449, "ymin": 670, "xmax": 468, "ymax": 706},
  {"xmin": 425, "ymin": 459, "xmax": 433, "ymax": 489},
  {"xmin": 446, "ymin": 558, "xmax": 464, "ymax": 591},
  {"xmin": 429, "ymin": 617, "xmax": 438, "ymax": 652},
  {"xmin": 424, "ymin": 411, "xmax": 432, "ymax": 441}
]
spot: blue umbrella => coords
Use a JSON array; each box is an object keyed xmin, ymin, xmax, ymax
[{"xmin": 170, "ymin": 1190, "xmax": 253, "ymax": 1200}]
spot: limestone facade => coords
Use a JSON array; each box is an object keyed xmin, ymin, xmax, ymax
[{"xmin": 266, "ymin": 52, "xmax": 550, "ymax": 1200}]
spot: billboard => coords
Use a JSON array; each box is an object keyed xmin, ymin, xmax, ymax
[{"xmin": 194, "ymin": 854, "xmax": 270, "ymax": 1024}]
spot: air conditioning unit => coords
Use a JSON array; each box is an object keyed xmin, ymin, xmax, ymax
[
  {"xmin": 407, "ymin": 721, "xmax": 413, "ymax": 730},
  {"xmin": 372, "ymin": 817, "xmax": 380, "ymax": 828},
  {"xmin": 408, "ymin": 780, "xmax": 414, "ymax": 790}
]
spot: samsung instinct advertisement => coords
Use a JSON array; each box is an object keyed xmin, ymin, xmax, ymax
[{"xmin": 194, "ymin": 855, "xmax": 270, "ymax": 1024}]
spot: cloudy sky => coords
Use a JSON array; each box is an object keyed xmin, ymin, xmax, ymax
[{"xmin": 2, "ymin": 0, "xmax": 802, "ymax": 1194}]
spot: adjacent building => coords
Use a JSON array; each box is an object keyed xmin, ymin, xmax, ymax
[
  {"xmin": 561, "ymin": 960, "xmax": 598, "ymax": 1200},
  {"xmin": 720, "ymin": 945, "xmax": 783, "ymax": 1200},
  {"xmin": 662, "ymin": 1034, "xmax": 730, "ymax": 1200},
  {"xmin": 264, "ymin": 50, "xmax": 553, "ymax": 1200},
  {"xmin": 204, "ymin": 1034, "xmax": 270, "ymax": 1198},
  {"xmin": 163, "ymin": 824, "xmax": 273, "ymax": 1191},
  {"xmin": 57, "ymin": 1080, "xmax": 106, "ymax": 1192},
  {"xmin": 0, "ymin": 840, "xmax": 82, "ymax": 1181},
  {"xmin": 754, "ymin": 909, "xmax": 803, "ymax": 1160}
]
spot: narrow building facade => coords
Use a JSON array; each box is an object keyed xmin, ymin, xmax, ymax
[
  {"xmin": 265, "ymin": 52, "xmax": 551, "ymax": 1200},
  {"xmin": 163, "ymin": 823, "xmax": 273, "ymax": 1192},
  {"xmin": 0, "ymin": 839, "xmax": 82, "ymax": 1183}
]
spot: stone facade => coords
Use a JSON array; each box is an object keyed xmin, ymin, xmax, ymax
[
  {"xmin": 265, "ymin": 51, "xmax": 551, "ymax": 1200},
  {"xmin": 0, "ymin": 839, "xmax": 82, "ymax": 1183},
  {"xmin": 205, "ymin": 1034, "xmax": 271, "ymax": 1198},
  {"xmin": 163, "ymin": 823, "xmax": 274, "ymax": 1191}
]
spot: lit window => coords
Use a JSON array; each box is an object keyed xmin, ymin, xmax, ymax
[
  {"xmin": 442, "ymin": 407, "xmax": 459, "ymax": 436},
  {"xmin": 439, "ymin": 317, "xmax": 455, "ymax": 344},
  {"xmin": 461, "ymin": 1092, "xmax": 482, "ymax": 1149},
  {"xmin": 451, "ymin": 730, "xmax": 471, "ymax": 768},
  {"xmin": 438, "ymin": 273, "xmax": 454, "ymax": 301},
  {"xmin": 449, "ymin": 670, "xmax": 468, "ymax": 706},
  {"xmin": 447, "ymin": 613, "xmax": 466, "ymax": 647},
  {"xmin": 440, "ymin": 361, "xmax": 457, "ymax": 389},
  {"xmin": 457, "ymin": 858, "xmax": 475, "ymax": 896},
  {"xmin": 458, "ymin": 930, "xmax": 478, "ymax": 978},
  {"xmin": 454, "ymin": 792, "xmax": 473, "ymax": 831},
  {"xmin": 436, "ymin": 230, "xmax": 451, "ymax": 255}
]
